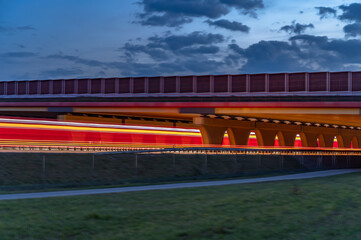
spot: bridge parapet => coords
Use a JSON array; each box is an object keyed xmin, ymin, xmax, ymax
[{"xmin": 1, "ymin": 71, "xmax": 361, "ymax": 98}]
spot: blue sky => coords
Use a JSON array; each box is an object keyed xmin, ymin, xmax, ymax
[{"xmin": 1, "ymin": 0, "xmax": 360, "ymax": 80}]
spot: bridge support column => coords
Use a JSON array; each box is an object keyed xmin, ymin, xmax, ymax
[
  {"xmin": 198, "ymin": 126, "xmax": 226, "ymax": 145},
  {"xmin": 300, "ymin": 133, "xmax": 319, "ymax": 147},
  {"xmin": 321, "ymin": 134, "xmax": 335, "ymax": 148},
  {"xmin": 337, "ymin": 135, "xmax": 353, "ymax": 148},
  {"xmin": 255, "ymin": 122, "xmax": 301, "ymax": 147},
  {"xmin": 254, "ymin": 129, "xmax": 278, "ymax": 146},
  {"xmin": 193, "ymin": 117, "xmax": 255, "ymax": 146},
  {"xmin": 301, "ymin": 126, "xmax": 338, "ymax": 148},
  {"xmin": 338, "ymin": 129, "xmax": 360, "ymax": 148},
  {"xmin": 227, "ymin": 128, "xmax": 251, "ymax": 146},
  {"xmin": 352, "ymin": 136, "xmax": 359, "ymax": 148},
  {"xmin": 278, "ymin": 131, "xmax": 297, "ymax": 146}
]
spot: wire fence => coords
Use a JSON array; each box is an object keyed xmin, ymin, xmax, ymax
[{"xmin": 0, "ymin": 149, "xmax": 360, "ymax": 190}]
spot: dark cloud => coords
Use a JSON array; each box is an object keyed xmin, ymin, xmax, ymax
[
  {"xmin": 206, "ymin": 19, "xmax": 250, "ymax": 32},
  {"xmin": 16, "ymin": 25, "xmax": 36, "ymax": 31},
  {"xmin": 228, "ymin": 43, "xmax": 244, "ymax": 55},
  {"xmin": 290, "ymin": 34, "xmax": 361, "ymax": 64},
  {"xmin": 0, "ymin": 52, "xmax": 37, "ymax": 58},
  {"xmin": 148, "ymin": 31, "xmax": 224, "ymax": 50},
  {"xmin": 220, "ymin": 0, "xmax": 264, "ymax": 16},
  {"xmin": 227, "ymin": 34, "xmax": 361, "ymax": 73},
  {"xmin": 315, "ymin": 7, "xmax": 337, "ymax": 19},
  {"xmin": 0, "ymin": 25, "xmax": 36, "ymax": 33},
  {"xmin": 280, "ymin": 21, "xmax": 314, "ymax": 35},
  {"xmin": 122, "ymin": 43, "xmax": 169, "ymax": 60},
  {"xmin": 47, "ymin": 54, "xmax": 107, "ymax": 67},
  {"xmin": 343, "ymin": 23, "xmax": 361, "ymax": 37},
  {"xmin": 41, "ymin": 68, "xmax": 84, "ymax": 78},
  {"xmin": 137, "ymin": 13, "xmax": 192, "ymax": 27},
  {"xmin": 179, "ymin": 46, "xmax": 220, "ymax": 55},
  {"xmin": 137, "ymin": 0, "xmax": 264, "ymax": 27},
  {"xmin": 229, "ymin": 40, "xmax": 305, "ymax": 73},
  {"xmin": 45, "ymin": 51, "xmax": 226, "ymax": 78},
  {"xmin": 16, "ymin": 44, "xmax": 25, "ymax": 49},
  {"xmin": 339, "ymin": 3, "xmax": 361, "ymax": 22},
  {"xmin": 121, "ymin": 31, "xmax": 224, "ymax": 60}
]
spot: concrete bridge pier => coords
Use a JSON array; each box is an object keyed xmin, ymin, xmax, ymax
[
  {"xmin": 193, "ymin": 117, "xmax": 255, "ymax": 146},
  {"xmin": 338, "ymin": 129, "xmax": 359, "ymax": 148},
  {"xmin": 198, "ymin": 125, "xmax": 226, "ymax": 145},
  {"xmin": 254, "ymin": 129, "xmax": 278, "ymax": 146},
  {"xmin": 277, "ymin": 131, "xmax": 298, "ymax": 147},
  {"xmin": 227, "ymin": 127, "xmax": 251, "ymax": 146}
]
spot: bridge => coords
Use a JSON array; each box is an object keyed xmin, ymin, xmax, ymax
[{"xmin": 1, "ymin": 71, "xmax": 361, "ymax": 148}]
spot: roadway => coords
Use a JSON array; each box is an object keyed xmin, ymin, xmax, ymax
[{"xmin": 0, "ymin": 169, "xmax": 359, "ymax": 201}]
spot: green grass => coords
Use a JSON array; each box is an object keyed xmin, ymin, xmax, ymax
[{"xmin": 1, "ymin": 173, "xmax": 361, "ymax": 240}]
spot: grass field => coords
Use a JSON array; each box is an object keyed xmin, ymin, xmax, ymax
[{"xmin": 1, "ymin": 173, "xmax": 361, "ymax": 240}]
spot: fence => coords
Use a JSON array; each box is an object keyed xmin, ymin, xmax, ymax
[{"xmin": 0, "ymin": 148, "xmax": 360, "ymax": 190}]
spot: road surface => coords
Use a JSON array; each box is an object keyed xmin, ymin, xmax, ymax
[{"xmin": 0, "ymin": 169, "xmax": 360, "ymax": 201}]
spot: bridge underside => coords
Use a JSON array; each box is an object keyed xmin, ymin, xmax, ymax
[{"xmin": 1, "ymin": 103, "xmax": 361, "ymax": 148}]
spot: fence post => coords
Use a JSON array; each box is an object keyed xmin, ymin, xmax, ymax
[
  {"xmin": 91, "ymin": 153, "xmax": 95, "ymax": 182},
  {"xmin": 172, "ymin": 154, "xmax": 176, "ymax": 177},
  {"xmin": 41, "ymin": 155, "xmax": 46, "ymax": 185},
  {"xmin": 332, "ymin": 155, "xmax": 336, "ymax": 168},
  {"xmin": 134, "ymin": 154, "xmax": 138, "ymax": 178},
  {"xmin": 233, "ymin": 154, "xmax": 238, "ymax": 174},
  {"xmin": 203, "ymin": 152, "xmax": 208, "ymax": 175}
]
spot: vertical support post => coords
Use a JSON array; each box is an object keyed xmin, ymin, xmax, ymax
[
  {"xmin": 172, "ymin": 154, "xmax": 176, "ymax": 177},
  {"xmin": 203, "ymin": 152, "xmax": 208, "ymax": 175},
  {"xmin": 42, "ymin": 155, "xmax": 46, "ymax": 185},
  {"xmin": 228, "ymin": 75, "xmax": 232, "ymax": 92},
  {"xmin": 144, "ymin": 77, "xmax": 149, "ymax": 94},
  {"xmin": 134, "ymin": 154, "xmax": 138, "ymax": 178},
  {"xmin": 130, "ymin": 77, "xmax": 134, "ymax": 93},
  {"xmin": 305, "ymin": 72, "xmax": 309, "ymax": 92},
  {"xmin": 280, "ymin": 155, "xmax": 284, "ymax": 170},
  {"xmin": 91, "ymin": 153, "xmax": 95, "ymax": 181},
  {"xmin": 176, "ymin": 76, "xmax": 180, "ymax": 93},
  {"xmin": 115, "ymin": 78, "xmax": 119, "ymax": 94},
  {"xmin": 265, "ymin": 74, "xmax": 269, "ymax": 92},
  {"xmin": 327, "ymin": 72, "xmax": 330, "ymax": 92},
  {"xmin": 160, "ymin": 77, "xmax": 164, "ymax": 93},
  {"xmin": 246, "ymin": 74, "xmax": 250, "ymax": 92},
  {"xmin": 233, "ymin": 154, "xmax": 238, "ymax": 174},
  {"xmin": 74, "ymin": 79, "xmax": 78, "ymax": 94}
]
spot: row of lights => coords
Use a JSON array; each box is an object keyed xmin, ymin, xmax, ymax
[{"xmin": 205, "ymin": 114, "xmax": 360, "ymax": 130}]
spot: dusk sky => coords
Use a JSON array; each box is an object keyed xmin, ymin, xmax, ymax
[{"xmin": 1, "ymin": 0, "xmax": 361, "ymax": 81}]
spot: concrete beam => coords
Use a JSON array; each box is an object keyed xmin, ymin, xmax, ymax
[{"xmin": 193, "ymin": 117, "xmax": 255, "ymax": 128}]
